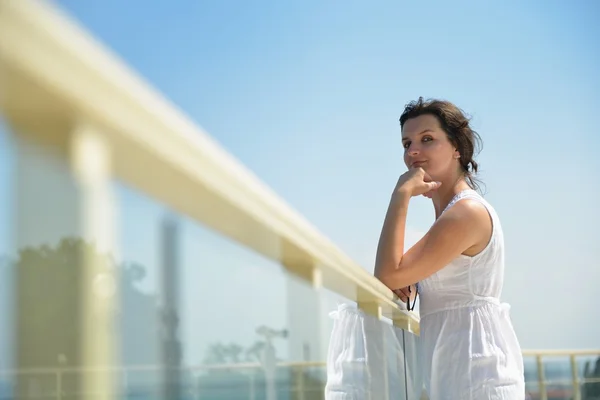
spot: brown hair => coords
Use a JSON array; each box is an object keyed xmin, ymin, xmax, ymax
[{"xmin": 399, "ymin": 97, "xmax": 483, "ymax": 192}]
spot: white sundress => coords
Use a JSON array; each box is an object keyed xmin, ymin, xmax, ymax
[{"xmin": 419, "ymin": 189, "xmax": 525, "ymax": 399}]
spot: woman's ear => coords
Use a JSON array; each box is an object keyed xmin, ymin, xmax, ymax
[{"xmin": 454, "ymin": 150, "xmax": 461, "ymax": 159}]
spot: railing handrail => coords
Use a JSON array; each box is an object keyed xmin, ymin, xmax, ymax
[{"xmin": 0, "ymin": 0, "xmax": 418, "ymax": 332}]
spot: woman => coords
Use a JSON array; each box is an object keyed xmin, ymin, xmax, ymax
[{"xmin": 374, "ymin": 97, "xmax": 525, "ymax": 399}]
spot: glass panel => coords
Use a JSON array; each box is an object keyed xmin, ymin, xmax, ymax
[
  {"xmin": 179, "ymin": 210, "xmax": 330, "ymax": 399},
  {"xmin": 115, "ymin": 182, "xmax": 327, "ymax": 398},
  {"xmin": 2, "ymin": 116, "xmax": 421, "ymax": 399},
  {"xmin": 115, "ymin": 182, "xmax": 421, "ymax": 399},
  {"xmin": 189, "ymin": 221, "xmax": 283, "ymax": 397}
]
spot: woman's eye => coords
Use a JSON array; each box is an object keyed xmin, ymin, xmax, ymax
[
  {"xmin": 422, "ymin": 136, "xmax": 433, "ymax": 143},
  {"xmin": 403, "ymin": 142, "xmax": 410, "ymax": 149}
]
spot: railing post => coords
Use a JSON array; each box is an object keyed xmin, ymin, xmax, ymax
[
  {"xmin": 357, "ymin": 301, "xmax": 382, "ymax": 320},
  {"xmin": 536, "ymin": 355, "xmax": 547, "ymax": 400},
  {"xmin": 570, "ymin": 354, "xmax": 580, "ymax": 400}
]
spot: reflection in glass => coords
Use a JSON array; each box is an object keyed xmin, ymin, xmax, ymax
[
  {"xmin": 181, "ymin": 210, "xmax": 298, "ymax": 399},
  {"xmin": 1, "ymin": 120, "xmax": 121, "ymax": 398}
]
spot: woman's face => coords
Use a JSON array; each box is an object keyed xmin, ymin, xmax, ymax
[{"xmin": 401, "ymin": 114, "xmax": 460, "ymax": 179}]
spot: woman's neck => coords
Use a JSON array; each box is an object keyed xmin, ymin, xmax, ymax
[{"xmin": 432, "ymin": 177, "xmax": 471, "ymax": 219}]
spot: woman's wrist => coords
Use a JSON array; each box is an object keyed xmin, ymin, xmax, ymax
[{"xmin": 391, "ymin": 188, "xmax": 411, "ymax": 205}]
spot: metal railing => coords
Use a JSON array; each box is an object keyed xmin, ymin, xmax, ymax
[
  {"xmin": 1, "ymin": 350, "xmax": 599, "ymax": 399},
  {"xmin": 521, "ymin": 350, "xmax": 600, "ymax": 400},
  {"xmin": 0, "ymin": 0, "xmax": 417, "ymax": 330},
  {"xmin": 0, "ymin": 0, "xmax": 417, "ymax": 398}
]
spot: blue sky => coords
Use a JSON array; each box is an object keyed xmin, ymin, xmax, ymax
[{"xmin": 1, "ymin": 0, "xmax": 599, "ymax": 367}]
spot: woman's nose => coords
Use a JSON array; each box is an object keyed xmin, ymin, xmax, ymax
[{"xmin": 408, "ymin": 146, "xmax": 420, "ymax": 156}]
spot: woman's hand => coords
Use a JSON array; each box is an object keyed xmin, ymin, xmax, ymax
[
  {"xmin": 393, "ymin": 286, "xmax": 410, "ymax": 303},
  {"xmin": 393, "ymin": 286, "xmax": 413, "ymax": 303},
  {"xmin": 394, "ymin": 167, "xmax": 441, "ymax": 198}
]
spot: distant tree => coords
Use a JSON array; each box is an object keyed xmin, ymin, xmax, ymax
[
  {"xmin": 121, "ymin": 261, "xmax": 147, "ymax": 285},
  {"xmin": 15, "ymin": 237, "xmax": 108, "ymax": 368},
  {"xmin": 14, "ymin": 237, "xmax": 163, "ymax": 368},
  {"xmin": 245, "ymin": 341, "xmax": 267, "ymax": 363},
  {"xmin": 203, "ymin": 342, "xmax": 248, "ymax": 366},
  {"xmin": 203, "ymin": 343, "xmax": 229, "ymax": 366},
  {"xmin": 199, "ymin": 338, "xmax": 321, "ymax": 400},
  {"xmin": 199, "ymin": 342, "xmax": 256, "ymax": 399},
  {"xmin": 227, "ymin": 343, "xmax": 244, "ymax": 364},
  {"xmin": 12, "ymin": 237, "xmax": 172, "ymax": 398}
]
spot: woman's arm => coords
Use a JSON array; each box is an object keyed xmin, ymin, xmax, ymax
[
  {"xmin": 374, "ymin": 167, "xmax": 438, "ymax": 285},
  {"xmin": 374, "ymin": 191, "xmax": 410, "ymax": 280},
  {"xmin": 375, "ymin": 197, "xmax": 489, "ymax": 290},
  {"xmin": 374, "ymin": 191, "xmax": 415, "ymax": 305}
]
